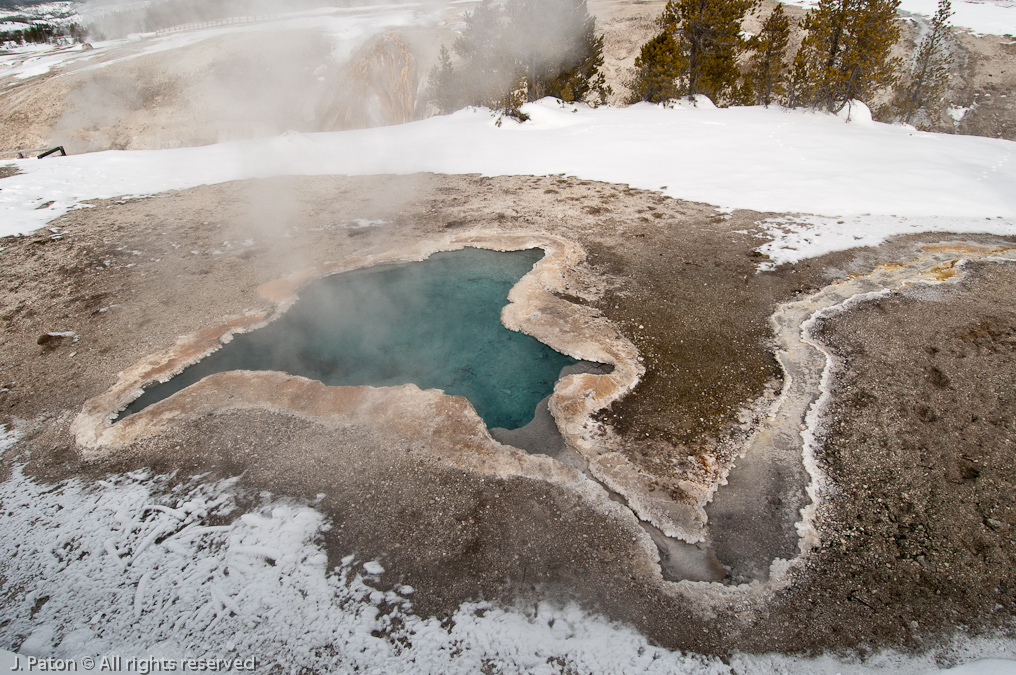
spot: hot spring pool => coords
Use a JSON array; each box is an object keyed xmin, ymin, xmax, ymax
[{"xmin": 120, "ymin": 247, "xmax": 578, "ymax": 429}]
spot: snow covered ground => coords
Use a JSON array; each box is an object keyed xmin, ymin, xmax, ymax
[
  {"xmin": 0, "ymin": 1, "xmax": 78, "ymax": 25},
  {"xmin": 783, "ymin": 0, "xmax": 1016, "ymax": 35},
  {"xmin": 0, "ymin": 426, "xmax": 1013, "ymax": 675},
  {"xmin": 0, "ymin": 3, "xmax": 442, "ymax": 81},
  {"xmin": 2, "ymin": 98, "xmax": 1014, "ymax": 266},
  {"xmin": 0, "ymin": 40, "xmax": 92, "ymax": 78},
  {"xmin": 2, "ymin": 0, "xmax": 1013, "ymax": 86}
]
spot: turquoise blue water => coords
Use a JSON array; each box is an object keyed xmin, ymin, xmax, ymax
[{"xmin": 120, "ymin": 247, "xmax": 577, "ymax": 429}]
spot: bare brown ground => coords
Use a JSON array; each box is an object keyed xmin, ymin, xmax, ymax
[
  {"xmin": 943, "ymin": 31, "xmax": 1016, "ymax": 140},
  {"xmin": 741, "ymin": 260, "xmax": 1016, "ymax": 653},
  {"xmin": 2, "ymin": 172, "xmax": 1015, "ymax": 656}
]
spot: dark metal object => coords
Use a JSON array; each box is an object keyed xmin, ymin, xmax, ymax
[{"xmin": 36, "ymin": 146, "xmax": 66, "ymax": 159}]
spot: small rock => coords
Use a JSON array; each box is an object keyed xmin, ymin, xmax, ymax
[{"xmin": 37, "ymin": 331, "xmax": 77, "ymax": 350}]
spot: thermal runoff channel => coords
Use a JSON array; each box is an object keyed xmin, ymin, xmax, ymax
[{"xmin": 120, "ymin": 247, "xmax": 577, "ymax": 429}]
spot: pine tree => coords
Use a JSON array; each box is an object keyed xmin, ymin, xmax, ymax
[
  {"xmin": 539, "ymin": 8, "xmax": 611, "ymax": 104},
  {"xmin": 784, "ymin": 48, "xmax": 813, "ymax": 107},
  {"xmin": 668, "ymin": 0, "xmax": 759, "ymax": 103},
  {"xmin": 428, "ymin": 46, "xmax": 463, "ymax": 114},
  {"xmin": 427, "ymin": 0, "xmax": 608, "ymax": 117},
  {"xmin": 454, "ymin": 0, "xmax": 525, "ymax": 112},
  {"xmin": 744, "ymin": 4, "xmax": 792, "ymax": 106},
  {"xmin": 891, "ymin": 0, "xmax": 953, "ymax": 125},
  {"xmin": 626, "ymin": 0, "xmax": 757, "ymax": 106},
  {"xmin": 626, "ymin": 31, "xmax": 685, "ymax": 103},
  {"xmin": 795, "ymin": 0, "xmax": 902, "ymax": 111},
  {"xmin": 506, "ymin": 0, "xmax": 609, "ymax": 103}
]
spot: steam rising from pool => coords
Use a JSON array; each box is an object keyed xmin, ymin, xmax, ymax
[{"xmin": 120, "ymin": 247, "xmax": 578, "ymax": 429}]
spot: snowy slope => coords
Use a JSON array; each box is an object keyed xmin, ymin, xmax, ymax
[
  {"xmin": 0, "ymin": 1, "xmax": 78, "ymax": 25},
  {"xmin": 783, "ymin": 0, "xmax": 1016, "ymax": 35},
  {"xmin": 2, "ymin": 98, "xmax": 1014, "ymax": 265},
  {"xmin": 0, "ymin": 444, "xmax": 1013, "ymax": 675},
  {"xmin": 0, "ymin": 4, "xmax": 437, "ymax": 81}
]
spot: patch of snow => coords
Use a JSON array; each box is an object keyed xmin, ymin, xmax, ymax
[
  {"xmin": 948, "ymin": 105, "xmax": 973, "ymax": 123},
  {"xmin": 1, "ymin": 99, "xmax": 1014, "ymax": 265},
  {"xmin": 938, "ymin": 660, "xmax": 1016, "ymax": 675},
  {"xmin": 0, "ymin": 464, "xmax": 722, "ymax": 674},
  {"xmin": 345, "ymin": 218, "xmax": 387, "ymax": 229},
  {"xmin": 755, "ymin": 213, "xmax": 1016, "ymax": 266},
  {"xmin": 834, "ymin": 99, "xmax": 874, "ymax": 125},
  {"xmin": 729, "ymin": 651, "xmax": 1016, "ymax": 674},
  {"xmin": 0, "ymin": 458, "xmax": 1014, "ymax": 674},
  {"xmin": 0, "ymin": 42, "xmax": 95, "ymax": 81},
  {"xmin": 362, "ymin": 560, "xmax": 385, "ymax": 575},
  {"xmin": 783, "ymin": 0, "xmax": 1016, "ymax": 36}
]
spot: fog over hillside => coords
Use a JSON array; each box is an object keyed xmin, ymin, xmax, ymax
[{"xmin": 79, "ymin": 0, "xmax": 425, "ymax": 38}]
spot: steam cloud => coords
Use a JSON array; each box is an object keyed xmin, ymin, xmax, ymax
[{"xmin": 48, "ymin": 0, "xmax": 600, "ymax": 154}]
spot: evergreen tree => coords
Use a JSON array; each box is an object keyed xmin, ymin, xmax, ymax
[
  {"xmin": 666, "ymin": 0, "xmax": 758, "ymax": 103},
  {"xmin": 784, "ymin": 48, "xmax": 813, "ymax": 107},
  {"xmin": 427, "ymin": 0, "xmax": 608, "ymax": 117},
  {"xmin": 744, "ymin": 4, "xmax": 792, "ymax": 106},
  {"xmin": 506, "ymin": 0, "xmax": 609, "ymax": 103},
  {"xmin": 626, "ymin": 31, "xmax": 685, "ymax": 103},
  {"xmin": 455, "ymin": 0, "xmax": 525, "ymax": 112},
  {"xmin": 795, "ymin": 0, "xmax": 902, "ymax": 111},
  {"xmin": 626, "ymin": 0, "xmax": 756, "ymax": 106},
  {"xmin": 541, "ymin": 10, "xmax": 610, "ymax": 104},
  {"xmin": 890, "ymin": 0, "xmax": 953, "ymax": 125},
  {"xmin": 428, "ymin": 46, "xmax": 462, "ymax": 114}
]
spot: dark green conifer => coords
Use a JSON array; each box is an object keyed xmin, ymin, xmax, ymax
[
  {"xmin": 784, "ymin": 48, "xmax": 813, "ymax": 107},
  {"xmin": 745, "ymin": 4, "xmax": 792, "ymax": 106},
  {"xmin": 428, "ymin": 46, "xmax": 463, "ymax": 114},
  {"xmin": 666, "ymin": 0, "xmax": 759, "ymax": 103},
  {"xmin": 795, "ymin": 0, "xmax": 903, "ymax": 111},
  {"xmin": 626, "ymin": 0, "xmax": 757, "ymax": 106},
  {"xmin": 427, "ymin": 0, "xmax": 608, "ymax": 117},
  {"xmin": 890, "ymin": 0, "xmax": 953, "ymax": 125},
  {"xmin": 626, "ymin": 31, "xmax": 685, "ymax": 103},
  {"xmin": 507, "ymin": 0, "xmax": 610, "ymax": 104},
  {"xmin": 456, "ymin": 0, "xmax": 525, "ymax": 111}
]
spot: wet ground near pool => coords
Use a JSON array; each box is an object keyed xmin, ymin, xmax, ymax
[{"xmin": 119, "ymin": 247, "xmax": 577, "ymax": 430}]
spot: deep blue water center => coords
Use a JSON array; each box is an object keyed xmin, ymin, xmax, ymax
[{"xmin": 121, "ymin": 247, "xmax": 578, "ymax": 429}]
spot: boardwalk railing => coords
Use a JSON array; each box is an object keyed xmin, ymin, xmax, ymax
[
  {"xmin": 0, "ymin": 146, "xmax": 67, "ymax": 160},
  {"xmin": 155, "ymin": 15, "xmax": 278, "ymax": 36}
]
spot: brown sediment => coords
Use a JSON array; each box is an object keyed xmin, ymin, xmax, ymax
[
  {"xmin": 62, "ymin": 205, "xmax": 1016, "ymax": 588},
  {"xmin": 70, "ymin": 219, "xmax": 1016, "ymax": 584},
  {"xmin": 735, "ymin": 257, "xmax": 1016, "ymax": 653},
  {"xmin": 6, "ymin": 173, "xmax": 1016, "ymax": 655},
  {"xmin": 694, "ymin": 242, "xmax": 1016, "ymax": 595}
]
